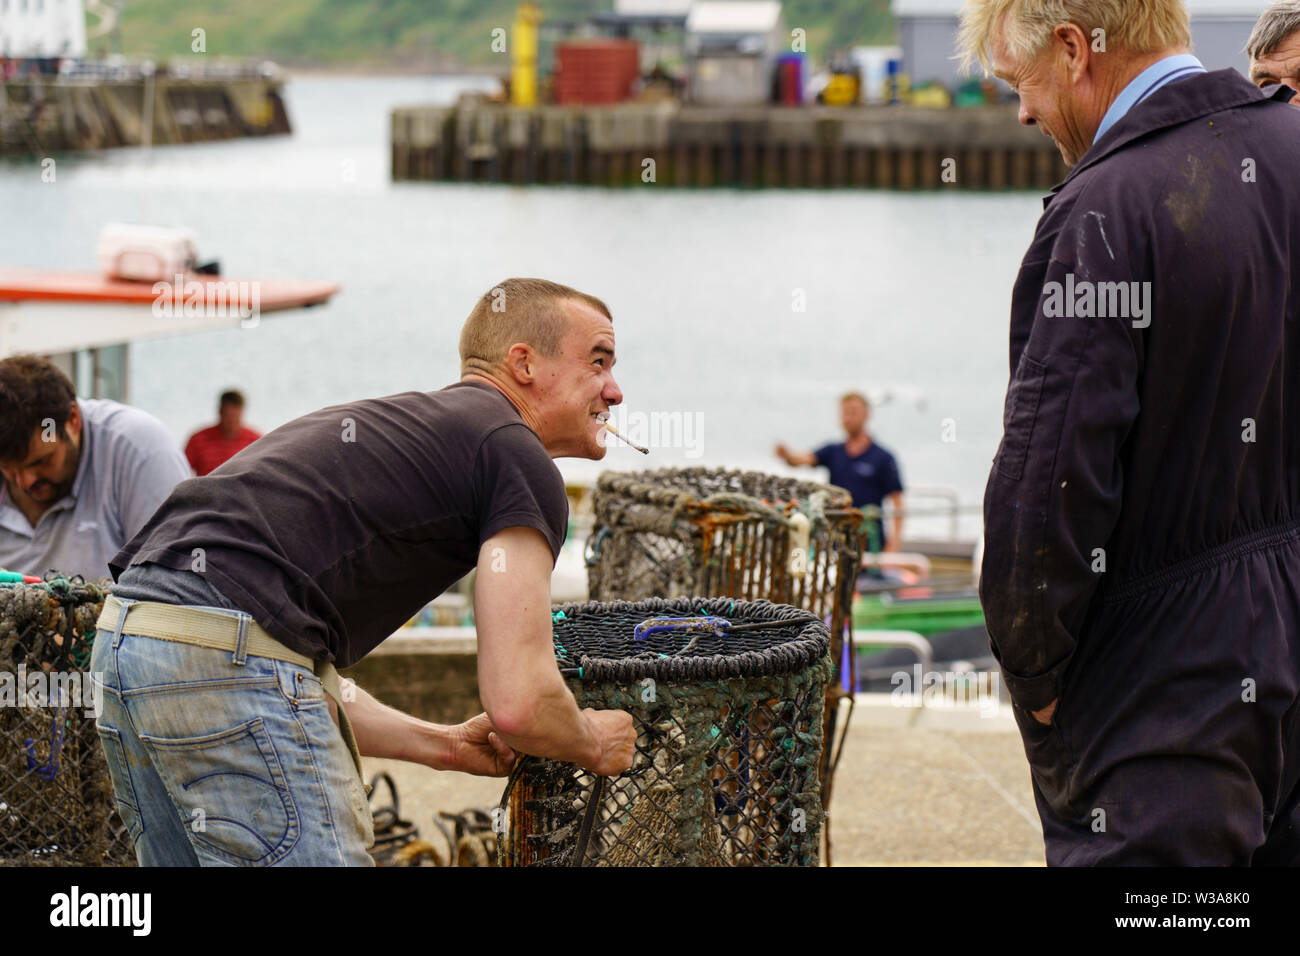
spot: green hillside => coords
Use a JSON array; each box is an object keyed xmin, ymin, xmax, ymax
[{"xmin": 108, "ymin": 0, "xmax": 895, "ymax": 69}]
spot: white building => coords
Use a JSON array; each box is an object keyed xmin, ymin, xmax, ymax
[
  {"xmin": 0, "ymin": 0, "xmax": 87, "ymax": 59},
  {"xmin": 614, "ymin": 0, "xmax": 694, "ymax": 17},
  {"xmin": 893, "ymin": 0, "xmax": 1271, "ymax": 88},
  {"xmin": 686, "ymin": 1, "xmax": 786, "ymax": 104},
  {"xmin": 687, "ymin": 1, "xmax": 785, "ymax": 57}
]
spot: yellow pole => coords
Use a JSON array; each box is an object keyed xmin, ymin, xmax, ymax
[{"xmin": 512, "ymin": 3, "xmax": 542, "ymax": 107}]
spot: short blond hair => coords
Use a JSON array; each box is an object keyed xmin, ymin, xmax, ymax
[
  {"xmin": 459, "ymin": 278, "xmax": 612, "ymax": 377},
  {"xmin": 957, "ymin": 0, "xmax": 1191, "ymax": 73},
  {"xmin": 840, "ymin": 391, "xmax": 870, "ymax": 408}
]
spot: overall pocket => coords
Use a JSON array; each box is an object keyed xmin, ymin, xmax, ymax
[
  {"xmin": 139, "ymin": 716, "xmax": 300, "ymax": 866},
  {"xmin": 1011, "ymin": 697, "xmax": 1079, "ymax": 818},
  {"xmin": 995, "ymin": 354, "xmax": 1048, "ymax": 481}
]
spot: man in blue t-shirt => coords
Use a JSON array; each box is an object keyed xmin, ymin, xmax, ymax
[{"xmin": 775, "ymin": 392, "xmax": 904, "ymax": 552}]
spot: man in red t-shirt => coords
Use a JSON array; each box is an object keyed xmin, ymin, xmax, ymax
[{"xmin": 184, "ymin": 390, "xmax": 261, "ymax": 476}]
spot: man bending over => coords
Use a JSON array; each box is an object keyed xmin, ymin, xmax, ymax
[{"xmin": 92, "ymin": 278, "xmax": 637, "ymax": 866}]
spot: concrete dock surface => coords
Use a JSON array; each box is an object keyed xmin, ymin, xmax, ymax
[{"xmin": 360, "ymin": 694, "xmax": 1046, "ymax": 866}]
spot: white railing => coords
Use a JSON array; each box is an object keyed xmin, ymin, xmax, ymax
[
  {"xmin": 893, "ymin": 484, "xmax": 969, "ymax": 542},
  {"xmin": 53, "ymin": 57, "xmax": 280, "ymax": 82}
]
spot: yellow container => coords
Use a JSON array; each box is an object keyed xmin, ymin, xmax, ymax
[
  {"xmin": 821, "ymin": 73, "xmax": 860, "ymax": 107},
  {"xmin": 910, "ymin": 84, "xmax": 952, "ymax": 109},
  {"xmin": 512, "ymin": 3, "xmax": 542, "ymax": 107}
]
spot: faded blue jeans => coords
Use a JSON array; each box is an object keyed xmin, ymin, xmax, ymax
[{"xmin": 89, "ymin": 599, "xmax": 374, "ymax": 866}]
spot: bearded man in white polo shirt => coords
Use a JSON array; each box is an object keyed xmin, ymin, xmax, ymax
[{"xmin": 0, "ymin": 355, "xmax": 192, "ymax": 580}]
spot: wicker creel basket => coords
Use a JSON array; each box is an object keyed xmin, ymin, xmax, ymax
[
  {"xmin": 0, "ymin": 577, "xmax": 134, "ymax": 867},
  {"xmin": 584, "ymin": 467, "xmax": 865, "ymax": 861},
  {"xmin": 499, "ymin": 596, "xmax": 832, "ymax": 867}
]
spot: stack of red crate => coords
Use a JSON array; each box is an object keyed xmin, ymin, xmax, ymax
[{"xmin": 554, "ymin": 40, "xmax": 640, "ymax": 105}]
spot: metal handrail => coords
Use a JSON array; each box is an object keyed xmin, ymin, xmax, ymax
[
  {"xmin": 53, "ymin": 57, "xmax": 280, "ymax": 82},
  {"xmin": 892, "ymin": 484, "xmax": 967, "ymax": 541},
  {"xmin": 850, "ymin": 629, "xmax": 936, "ymax": 702}
]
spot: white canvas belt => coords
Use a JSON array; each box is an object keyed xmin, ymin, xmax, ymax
[{"xmin": 97, "ymin": 595, "xmax": 367, "ymax": 791}]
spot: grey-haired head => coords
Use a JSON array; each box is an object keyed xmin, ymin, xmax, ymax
[{"xmin": 1248, "ymin": 0, "xmax": 1300, "ymax": 104}]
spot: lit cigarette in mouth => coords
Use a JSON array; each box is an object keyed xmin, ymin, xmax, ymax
[{"xmin": 603, "ymin": 421, "xmax": 649, "ymax": 455}]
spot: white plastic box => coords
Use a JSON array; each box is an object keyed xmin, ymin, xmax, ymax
[
  {"xmin": 96, "ymin": 224, "xmax": 200, "ymax": 282},
  {"xmin": 851, "ymin": 46, "xmax": 903, "ymax": 104}
]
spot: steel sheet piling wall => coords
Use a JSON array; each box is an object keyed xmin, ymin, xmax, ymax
[
  {"xmin": 1, "ymin": 76, "xmax": 290, "ymax": 155},
  {"xmin": 391, "ymin": 102, "xmax": 1068, "ymax": 190}
]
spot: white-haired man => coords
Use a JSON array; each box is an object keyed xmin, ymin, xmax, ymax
[{"xmin": 962, "ymin": 0, "xmax": 1300, "ymax": 865}]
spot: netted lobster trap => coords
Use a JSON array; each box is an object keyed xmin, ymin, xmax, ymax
[
  {"xmin": 499, "ymin": 597, "xmax": 831, "ymax": 867},
  {"xmin": 584, "ymin": 467, "xmax": 864, "ymax": 860},
  {"xmin": 0, "ymin": 576, "xmax": 134, "ymax": 866}
]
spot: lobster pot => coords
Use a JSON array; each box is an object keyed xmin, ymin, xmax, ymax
[
  {"xmin": 0, "ymin": 578, "xmax": 134, "ymax": 866},
  {"xmin": 585, "ymin": 468, "xmax": 864, "ymax": 819},
  {"xmin": 501, "ymin": 597, "xmax": 831, "ymax": 867},
  {"xmin": 587, "ymin": 468, "xmax": 863, "ymax": 612}
]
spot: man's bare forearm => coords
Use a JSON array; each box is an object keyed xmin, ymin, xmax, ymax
[
  {"xmin": 487, "ymin": 669, "xmax": 600, "ymax": 767},
  {"xmin": 329, "ymin": 685, "xmax": 454, "ymax": 767},
  {"xmin": 474, "ymin": 527, "xmax": 636, "ymax": 777}
]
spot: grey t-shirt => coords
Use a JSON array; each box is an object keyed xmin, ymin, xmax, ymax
[
  {"xmin": 113, "ymin": 561, "xmax": 239, "ymax": 610},
  {"xmin": 0, "ymin": 399, "xmax": 192, "ymax": 580},
  {"xmin": 109, "ymin": 382, "xmax": 569, "ymax": 668}
]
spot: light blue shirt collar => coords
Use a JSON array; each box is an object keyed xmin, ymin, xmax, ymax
[{"xmin": 1094, "ymin": 54, "xmax": 1207, "ymax": 144}]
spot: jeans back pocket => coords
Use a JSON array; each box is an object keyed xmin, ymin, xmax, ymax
[{"xmin": 139, "ymin": 716, "xmax": 300, "ymax": 866}]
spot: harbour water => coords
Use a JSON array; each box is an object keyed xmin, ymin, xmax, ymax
[{"xmin": 0, "ymin": 75, "xmax": 1048, "ymax": 541}]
